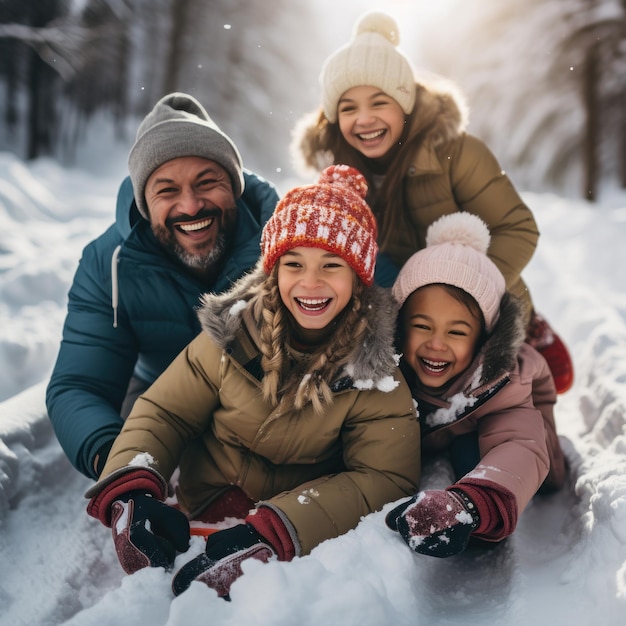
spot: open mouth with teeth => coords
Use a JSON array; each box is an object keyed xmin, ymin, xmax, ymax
[
  {"xmin": 295, "ymin": 297, "xmax": 332, "ymax": 313},
  {"xmin": 357, "ymin": 129, "xmax": 386, "ymax": 142},
  {"xmin": 421, "ymin": 358, "xmax": 451, "ymax": 375},
  {"xmin": 176, "ymin": 217, "xmax": 215, "ymax": 234}
]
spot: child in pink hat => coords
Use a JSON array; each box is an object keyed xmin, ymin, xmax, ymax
[{"xmin": 386, "ymin": 212, "xmax": 566, "ymax": 557}]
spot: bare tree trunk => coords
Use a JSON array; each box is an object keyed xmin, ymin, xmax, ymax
[
  {"xmin": 2, "ymin": 42, "xmax": 19, "ymax": 130},
  {"xmin": 114, "ymin": 25, "xmax": 130, "ymax": 139},
  {"xmin": 24, "ymin": 0, "xmax": 61, "ymax": 160},
  {"xmin": 163, "ymin": 0, "xmax": 191, "ymax": 94},
  {"xmin": 621, "ymin": 89, "xmax": 626, "ymax": 189},
  {"xmin": 26, "ymin": 50, "xmax": 52, "ymax": 158},
  {"xmin": 582, "ymin": 43, "xmax": 599, "ymax": 202}
]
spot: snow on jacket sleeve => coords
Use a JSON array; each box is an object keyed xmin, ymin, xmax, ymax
[{"xmin": 454, "ymin": 346, "xmax": 558, "ymax": 532}]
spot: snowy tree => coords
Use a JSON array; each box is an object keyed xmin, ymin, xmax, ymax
[
  {"xmin": 0, "ymin": 0, "xmax": 322, "ymax": 181},
  {"xmin": 0, "ymin": 0, "xmax": 69, "ymax": 158},
  {"xmin": 419, "ymin": 0, "xmax": 626, "ymax": 200}
]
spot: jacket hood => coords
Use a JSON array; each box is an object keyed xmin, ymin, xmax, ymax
[
  {"xmin": 293, "ymin": 73, "xmax": 468, "ymax": 177},
  {"xmin": 196, "ymin": 261, "xmax": 402, "ymax": 384},
  {"xmin": 413, "ymin": 70, "xmax": 469, "ymax": 147},
  {"xmin": 479, "ymin": 292, "xmax": 527, "ymax": 385},
  {"xmin": 115, "ymin": 176, "xmax": 142, "ymax": 240}
]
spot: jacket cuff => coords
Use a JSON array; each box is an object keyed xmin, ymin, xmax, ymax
[
  {"xmin": 452, "ymin": 480, "xmax": 518, "ymax": 541},
  {"xmin": 85, "ymin": 467, "xmax": 166, "ymax": 527},
  {"xmin": 246, "ymin": 503, "xmax": 301, "ymax": 560}
]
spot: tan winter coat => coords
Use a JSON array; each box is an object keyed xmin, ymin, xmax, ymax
[
  {"xmin": 94, "ymin": 267, "xmax": 421, "ymax": 555},
  {"xmin": 296, "ymin": 78, "xmax": 539, "ymax": 318},
  {"xmin": 406, "ymin": 293, "xmax": 566, "ymax": 535}
]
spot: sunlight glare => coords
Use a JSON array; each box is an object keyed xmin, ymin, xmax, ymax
[{"xmin": 377, "ymin": 0, "xmax": 459, "ymax": 22}]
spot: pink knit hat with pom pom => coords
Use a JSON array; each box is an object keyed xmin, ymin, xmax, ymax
[
  {"xmin": 392, "ymin": 213, "xmax": 506, "ymax": 331},
  {"xmin": 261, "ymin": 165, "xmax": 379, "ymax": 286},
  {"xmin": 320, "ymin": 12, "xmax": 416, "ymax": 122}
]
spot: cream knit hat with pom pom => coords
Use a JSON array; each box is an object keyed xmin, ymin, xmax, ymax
[
  {"xmin": 319, "ymin": 12, "xmax": 416, "ymax": 122},
  {"xmin": 392, "ymin": 213, "xmax": 506, "ymax": 331}
]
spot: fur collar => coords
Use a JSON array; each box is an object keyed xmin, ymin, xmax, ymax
[
  {"xmin": 294, "ymin": 73, "xmax": 468, "ymax": 176},
  {"xmin": 478, "ymin": 292, "xmax": 527, "ymax": 386},
  {"xmin": 409, "ymin": 72, "xmax": 468, "ymax": 150},
  {"xmin": 196, "ymin": 261, "xmax": 402, "ymax": 384}
]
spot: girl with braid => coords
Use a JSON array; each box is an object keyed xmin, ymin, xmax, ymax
[{"xmin": 85, "ymin": 165, "xmax": 421, "ymax": 598}]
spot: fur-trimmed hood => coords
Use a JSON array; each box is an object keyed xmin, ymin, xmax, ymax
[
  {"xmin": 292, "ymin": 73, "xmax": 469, "ymax": 177},
  {"xmin": 476, "ymin": 292, "xmax": 527, "ymax": 388},
  {"xmin": 196, "ymin": 261, "xmax": 402, "ymax": 386}
]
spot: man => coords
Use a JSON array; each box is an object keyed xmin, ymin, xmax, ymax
[{"xmin": 46, "ymin": 92, "xmax": 280, "ymax": 480}]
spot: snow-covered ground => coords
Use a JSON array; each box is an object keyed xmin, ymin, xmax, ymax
[{"xmin": 0, "ymin": 150, "xmax": 625, "ymax": 625}]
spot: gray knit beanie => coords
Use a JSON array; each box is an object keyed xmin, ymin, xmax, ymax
[
  {"xmin": 128, "ymin": 92, "xmax": 244, "ymax": 219},
  {"xmin": 320, "ymin": 12, "xmax": 416, "ymax": 123}
]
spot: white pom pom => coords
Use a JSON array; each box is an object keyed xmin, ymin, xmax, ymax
[
  {"xmin": 355, "ymin": 12, "xmax": 400, "ymax": 46},
  {"xmin": 425, "ymin": 213, "xmax": 491, "ymax": 254}
]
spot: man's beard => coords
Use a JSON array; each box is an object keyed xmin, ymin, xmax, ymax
[{"xmin": 151, "ymin": 209, "xmax": 236, "ymax": 273}]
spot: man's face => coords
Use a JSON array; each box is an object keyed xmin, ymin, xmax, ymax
[{"xmin": 144, "ymin": 156, "xmax": 238, "ymax": 275}]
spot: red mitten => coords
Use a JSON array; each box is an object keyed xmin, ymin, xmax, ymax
[{"xmin": 386, "ymin": 489, "xmax": 479, "ymax": 557}]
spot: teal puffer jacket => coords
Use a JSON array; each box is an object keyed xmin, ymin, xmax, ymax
[{"xmin": 46, "ymin": 171, "xmax": 279, "ymax": 479}]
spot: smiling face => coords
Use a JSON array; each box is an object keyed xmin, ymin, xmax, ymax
[
  {"xmin": 145, "ymin": 156, "xmax": 237, "ymax": 276},
  {"xmin": 400, "ymin": 284, "xmax": 483, "ymax": 390},
  {"xmin": 277, "ymin": 246, "xmax": 355, "ymax": 330},
  {"xmin": 337, "ymin": 85, "xmax": 406, "ymax": 160}
]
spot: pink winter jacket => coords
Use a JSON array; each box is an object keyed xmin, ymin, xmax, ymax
[{"xmin": 406, "ymin": 293, "xmax": 567, "ymax": 541}]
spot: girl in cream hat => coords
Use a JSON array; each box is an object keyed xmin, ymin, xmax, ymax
[{"xmin": 292, "ymin": 11, "xmax": 574, "ymax": 395}]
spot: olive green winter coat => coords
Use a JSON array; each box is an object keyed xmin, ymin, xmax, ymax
[
  {"xmin": 295, "ymin": 78, "xmax": 539, "ymax": 319},
  {"xmin": 94, "ymin": 266, "xmax": 421, "ymax": 555}
]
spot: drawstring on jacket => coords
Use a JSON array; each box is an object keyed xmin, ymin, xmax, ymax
[{"xmin": 111, "ymin": 245, "xmax": 121, "ymax": 328}]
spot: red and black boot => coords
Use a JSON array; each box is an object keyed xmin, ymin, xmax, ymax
[{"xmin": 526, "ymin": 310, "xmax": 574, "ymax": 394}]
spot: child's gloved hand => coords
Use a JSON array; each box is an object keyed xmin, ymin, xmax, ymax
[
  {"xmin": 172, "ymin": 524, "xmax": 275, "ymax": 598},
  {"xmin": 385, "ymin": 489, "xmax": 479, "ymax": 558},
  {"xmin": 110, "ymin": 491, "xmax": 190, "ymax": 573}
]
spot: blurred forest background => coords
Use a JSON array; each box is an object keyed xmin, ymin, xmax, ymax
[{"xmin": 0, "ymin": 0, "xmax": 624, "ymax": 200}]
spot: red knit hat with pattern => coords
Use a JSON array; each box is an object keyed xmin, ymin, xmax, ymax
[{"xmin": 261, "ymin": 165, "xmax": 379, "ymax": 285}]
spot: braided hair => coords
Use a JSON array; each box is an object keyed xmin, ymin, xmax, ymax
[{"xmin": 252, "ymin": 265, "xmax": 369, "ymax": 414}]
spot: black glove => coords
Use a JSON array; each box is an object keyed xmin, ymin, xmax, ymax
[
  {"xmin": 172, "ymin": 523, "xmax": 275, "ymax": 598},
  {"xmin": 110, "ymin": 490, "xmax": 190, "ymax": 573},
  {"xmin": 385, "ymin": 489, "xmax": 480, "ymax": 558}
]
